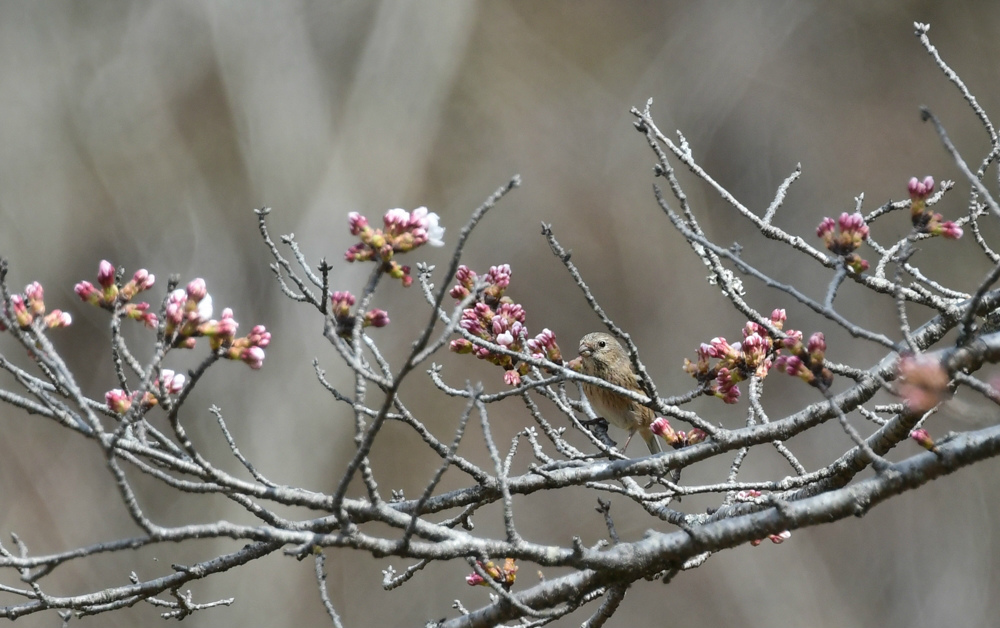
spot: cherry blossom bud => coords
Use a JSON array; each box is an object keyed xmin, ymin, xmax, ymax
[
  {"xmin": 75, "ymin": 281, "xmax": 100, "ymax": 306},
  {"xmin": 98, "ymin": 260, "xmax": 115, "ymax": 289},
  {"xmin": 186, "ymin": 278, "xmax": 207, "ymax": 301},
  {"xmin": 364, "ymin": 309, "xmax": 390, "ymax": 328},
  {"xmin": 43, "ymin": 310, "xmax": 72, "ymax": 328},
  {"xmin": 450, "ymin": 339, "xmax": 473, "ymax": 354},
  {"xmin": 907, "ymin": 175, "xmax": 934, "ymax": 200},
  {"xmin": 769, "ymin": 531, "xmax": 792, "ymax": 544},
  {"xmin": 909, "ymin": 428, "xmax": 936, "ymax": 451},
  {"xmin": 241, "ymin": 346, "xmax": 266, "ymax": 370},
  {"xmin": 10, "ymin": 295, "xmax": 31, "ymax": 328},
  {"xmin": 687, "ymin": 428, "xmax": 707, "ymax": 445},
  {"xmin": 158, "ymin": 370, "xmax": 186, "ymax": 395},
  {"xmin": 348, "ymin": 212, "xmax": 369, "ymax": 236},
  {"xmin": 106, "ymin": 389, "xmax": 133, "ymax": 414},
  {"xmin": 24, "ymin": 282, "xmax": 45, "ymax": 315}
]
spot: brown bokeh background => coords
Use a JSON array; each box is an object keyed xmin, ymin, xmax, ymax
[{"xmin": 2, "ymin": 2, "xmax": 1000, "ymax": 627}]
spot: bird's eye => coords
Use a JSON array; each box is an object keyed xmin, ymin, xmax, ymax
[{"xmin": 597, "ymin": 340, "xmax": 606, "ymax": 348}]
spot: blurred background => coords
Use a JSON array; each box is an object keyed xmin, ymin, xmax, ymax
[{"xmin": 2, "ymin": 1, "xmax": 1000, "ymax": 626}]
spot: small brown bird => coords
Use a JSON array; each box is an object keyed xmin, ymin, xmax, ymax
[{"xmin": 578, "ymin": 332, "xmax": 662, "ymax": 456}]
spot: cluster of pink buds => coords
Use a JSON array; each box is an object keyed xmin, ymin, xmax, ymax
[
  {"xmin": 649, "ymin": 417, "xmax": 707, "ymax": 448},
  {"xmin": 817, "ymin": 212, "xmax": 870, "ymax": 274},
  {"xmin": 896, "ymin": 354, "xmax": 950, "ymax": 413},
  {"xmin": 0, "ymin": 281, "xmax": 72, "ymax": 331},
  {"xmin": 751, "ymin": 530, "xmax": 791, "ymax": 546},
  {"xmin": 774, "ymin": 330, "xmax": 833, "ymax": 392},
  {"xmin": 526, "ymin": 327, "xmax": 562, "ymax": 363},
  {"xmin": 448, "ymin": 265, "xmax": 562, "ymax": 386},
  {"xmin": 683, "ymin": 309, "xmax": 790, "ymax": 403},
  {"xmin": 75, "ymin": 261, "xmax": 158, "ymax": 328},
  {"xmin": 344, "ymin": 207, "xmax": 445, "ymax": 286},
  {"xmin": 465, "ymin": 558, "xmax": 517, "ymax": 590},
  {"xmin": 908, "ymin": 176, "xmax": 963, "ymax": 239},
  {"xmin": 105, "ymin": 369, "xmax": 186, "ymax": 414},
  {"xmin": 330, "ymin": 290, "xmax": 390, "ymax": 337},
  {"xmin": 163, "ymin": 278, "xmax": 271, "ymax": 369}
]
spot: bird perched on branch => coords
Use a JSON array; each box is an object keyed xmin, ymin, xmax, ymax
[{"xmin": 577, "ymin": 332, "xmax": 662, "ymax": 456}]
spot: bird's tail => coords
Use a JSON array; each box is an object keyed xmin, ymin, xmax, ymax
[{"xmin": 641, "ymin": 428, "xmax": 662, "ymax": 455}]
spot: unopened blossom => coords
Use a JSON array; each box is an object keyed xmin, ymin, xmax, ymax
[
  {"xmin": 165, "ymin": 286, "xmax": 213, "ymax": 337},
  {"xmin": 157, "ymin": 369, "xmax": 186, "ymax": 395},
  {"xmin": 907, "ymin": 175, "xmax": 963, "ymax": 240},
  {"xmin": 24, "ymin": 282, "xmax": 45, "ymax": 316},
  {"xmin": 686, "ymin": 310, "xmax": 830, "ymax": 400},
  {"xmin": 97, "ymin": 260, "xmax": 115, "ymax": 289},
  {"xmin": 238, "ymin": 345, "xmax": 266, "ymax": 370},
  {"xmin": 74, "ymin": 281, "xmax": 101, "ymax": 306},
  {"xmin": 331, "ymin": 291, "xmax": 356, "ymax": 319},
  {"xmin": 448, "ymin": 264, "xmax": 554, "ymax": 385},
  {"xmin": 344, "ymin": 207, "xmax": 445, "ymax": 285},
  {"xmin": 449, "ymin": 265, "xmax": 478, "ymax": 299},
  {"xmin": 76, "ymin": 261, "xmax": 157, "ymax": 329},
  {"xmin": 225, "ymin": 325, "xmax": 272, "ymax": 369},
  {"xmin": 526, "ymin": 328, "xmax": 562, "ymax": 363},
  {"xmin": 504, "ymin": 370, "xmax": 521, "ymax": 386},
  {"xmin": 124, "ymin": 302, "xmax": 158, "ymax": 328},
  {"xmin": 200, "ymin": 308, "xmax": 239, "ymax": 349},
  {"xmin": 330, "ymin": 290, "xmax": 390, "ymax": 336},
  {"xmin": 43, "ymin": 310, "xmax": 72, "ymax": 328},
  {"xmin": 909, "ymin": 428, "xmax": 937, "ymax": 451},
  {"xmin": 775, "ymin": 331, "xmax": 833, "ymax": 391},
  {"xmin": 10, "ymin": 295, "xmax": 31, "ymax": 328},
  {"xmin": 120, "ymin": 269, "xmax": 155, "ymax": 300},
  {"xmin": 907, "ymin": 175, "xmax": 935, "ymax": 201},
  {"xmin": 106, "ymin": 389, "xmax": 133, "ymax": 414},
  {"xmin": 817, "ymin": 212, "xmax": 870, "ymax": 273},
  {"xmin": 466, "ymin": 558, "xmax": 517, "ymax": 590},
  {"xmin": 364, "ymin": 309, "xmax": 390, "ymax": 328},
  {"xmin": 650, "ymin": 417, "xmax": 708, "ymax": 448}
]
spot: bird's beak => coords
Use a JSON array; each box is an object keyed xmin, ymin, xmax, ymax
[{"xmin": 578, "ymin": 344, "xmax": 591, "ymax": 357}]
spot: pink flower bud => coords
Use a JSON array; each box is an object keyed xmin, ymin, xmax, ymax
[
  {"xmin": 24, "ymin": 282, "xmax": 45, "ymax": 315},
  {"xmin": 241, "ymin": 345, "xmax": 266, "ymax": 369},
  {"xmin": 907, "ymin": 175, "xmax": 934, "ymax": 200},
  {"xmin": 816, "ymin": 216, "xmax": 835, "ymax": 241},
  {"xmin": 43, "ymin": 310, "xmax": 72, "ymax": 328},
  {"xmin": 909, "ymin": 428, "xmax": 936, "ymax": 451},
  {"xmin": 248, "ymin": 324, "xmax": 270, "ymax": 347},
  {"xmin": 75, "ymin": 281, "xmax": 100, "ymax": 305},
  {"xmin": 650, "ymin": 417, "xmax": 674, "ymax": 439},
  {"xmin": 348, "ymin": 212, "xmax": 369, "ymax": 235},
  {"xmin": 686, "ymin": 428, "xmax": 707, "ymax": 445},
  {"xmin": 10, "ymin": 295, "xmax": 31, "ymax": 328},
  {"xmin": 769, "ymin": 531, "xmax": 791, "ymax": 544},
  {"xmin": 157, "ymin": 369, "xmax": 186, "ymax": 395},
  {"xmin": 450, "ymin": 339, "xmax": 473, "ymax": 354},
  {"xmin": 365, "ymin": 309, "xmax": 390, "ymax": 328},
  {"xmin": 186, "ymin": 278, "xmax": 207, "ymax": 301},
  {"xmin": 106, "ymin": 389, "xmax": 133, "ymax": 414},
  {"xmin": 935, "ymin": 221, "xmax": 963, "ymax": 239},
  {"xmin": 807, "ymin": 332, "xmax": 826, "ymax": 360},
  {"xmin": 98, "ymin": 260, "xmax": 116, "ymax": 289}
]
